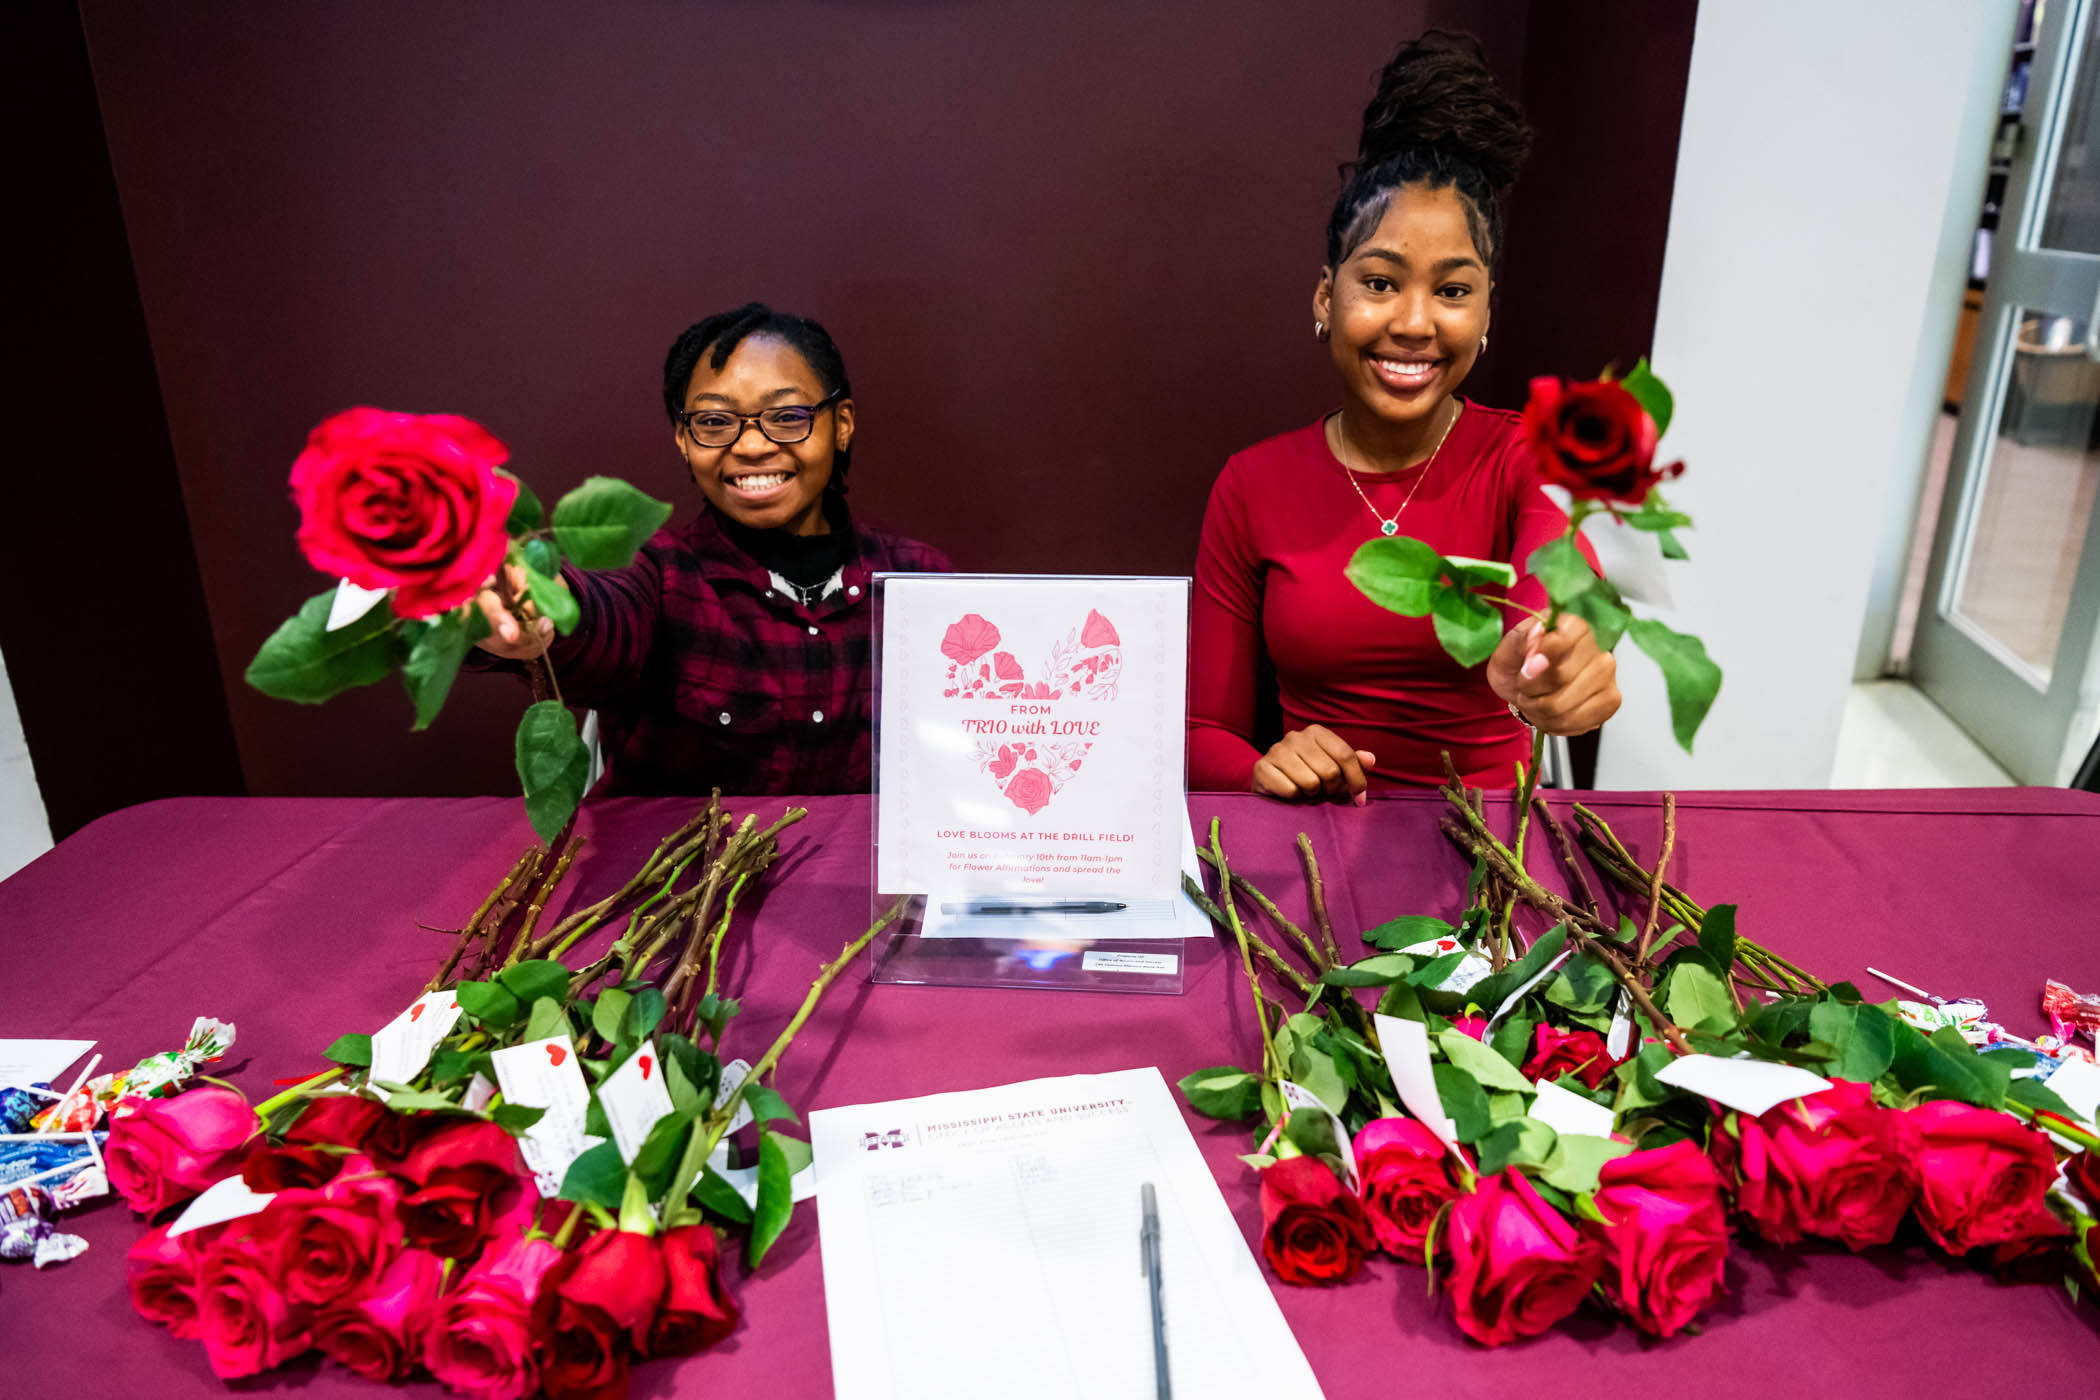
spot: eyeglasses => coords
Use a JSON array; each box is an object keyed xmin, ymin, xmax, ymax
[{"xmin": 676, "ymin": 391, "xmax": 842, "ymax": 449}]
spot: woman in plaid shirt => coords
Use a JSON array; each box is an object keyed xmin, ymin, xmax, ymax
[{"xmin": 471, "ymin": 304, "xmax": 951, "ymax": 795}]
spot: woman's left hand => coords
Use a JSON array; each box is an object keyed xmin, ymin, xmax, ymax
[{"xmin": 1486, "ymin": 614, "xmax": 1621, "ymax": 736}]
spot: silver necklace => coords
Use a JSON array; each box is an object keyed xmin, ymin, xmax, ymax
[{"xmin": 1333, "ymin": 401, "xmax": 1462, "ymax": 537}]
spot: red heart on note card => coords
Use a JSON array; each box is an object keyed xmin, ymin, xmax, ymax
[
  {"xmin": 545, "ymin": 1043, "xmax": 567, "ymax": 1067},
  {"xmin": 639, "ymin": 1054, "xmax": 654, "ymax": 1081},
  {"xmin": 939, "ymin": 610, "xmax": 1122, "ymax": 816},
  {"xmin": 409, "ymin": 1003, "xmax": 425, "ymax": 1022}
]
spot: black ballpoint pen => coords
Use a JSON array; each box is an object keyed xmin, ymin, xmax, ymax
[
  {"xmin": 1141, "ymin": 1181, "xmax": 1170, "ymax": 1400},
  {"xmin": 937, "ymin": 900, "xmax": 1128, "ymax": 915}
]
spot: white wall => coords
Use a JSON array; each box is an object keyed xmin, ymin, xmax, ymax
[
  {"xmin": 0, "ymin": 646, "xmax": 53, "ymax": 881},
  {"xmin": 1598, "ymin": 0, "xmax": 2023, "ymax": 790}
]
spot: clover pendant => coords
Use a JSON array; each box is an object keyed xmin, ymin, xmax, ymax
[{"xmin": 1380, "ymin": 520, "xmax": 1399, "ymax": 536}]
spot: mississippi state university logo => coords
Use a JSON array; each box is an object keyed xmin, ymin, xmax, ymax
[{"xmin": 860, "ymin": 1128, "xmax": 908, "ymax": 1152}]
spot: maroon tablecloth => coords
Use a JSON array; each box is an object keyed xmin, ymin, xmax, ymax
[{"xmin": 6, "ymin": 788, "xmax": 2098, "ymax": 1396}]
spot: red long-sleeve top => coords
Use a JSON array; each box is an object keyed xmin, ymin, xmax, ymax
[{"xmin": 1188, "ymin": 405, "xmax": 1584, "ymax": 791}]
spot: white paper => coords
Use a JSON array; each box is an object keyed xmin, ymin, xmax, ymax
[
  {"xmin": 810, "ymin": 1068, "xmax": 1321, "ymax": 1400},
  {"xmin": 599, "ymin": 1044, "xmax": 677, "ymax": 1163},
  {"xmin": 1395, "ymin": 935, "xmax": 1493, "ymax": 995},
  {"xmin": 1373, "ymin": 1013, "xmax": 1461, "ymax": 1150},
  {"xmin": 1606, "ymin": 991, "xmax": 1634, "ymax": 1060},
  {"xmin": 705, "ymin": 1139, "xmax": 817, "ymax": 1208},
  {"xmin": 325, "ymin": 578, "xmax": 390, "ymax": 630},
  {"xmin": 1278, "ymin": 1079, "xmax": 1358, "ymax": 1190},
  {"xmin": 1529, "ymin": 1077, "xmax": 1617, "ymax": 1140},
  {"xmin": 169, "ymin": 1174, "xmax": 276, "ymax": 1237},
  {"xmin": 1654, "ymin": 1054, "xmax": 1833, "ymax": 1117},
  {"xmin": 2043, "ymin": 1056, "xmax": 2100, "ymax": 1128},
  {"xmin": 1486, "ymin": 946, "xmax": 1573, "ymax": 1031},
  {"xmin": 875, "ymin": 575, "xmax": 1188, "ymax": 901},
  {"xmin": 916, "ymin": 806, "xmax": 1208, "ymax": 941},
  {"xmin": 461, "ymin": 1073, "xmax": 498, "ymax": 1113},
  {"xmin": 1080, "ymin": 950, "xmax": 1180, "ymax": 975},
  {"xmin": 0, "ymin": 1039, "xmax": 94, "ymax": 1089},
  {"xmin": 715, "ymin": 1058, "xmax": 756, "ymax": 1135},
  {"xmin": 368, "ymin": 991, "xmax": 462, "ymax": 1090},
  {"xmin": 490, "ymin": 1035, "xmax": 594, "ymax": 1197}
]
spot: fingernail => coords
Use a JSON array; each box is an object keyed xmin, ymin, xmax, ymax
[
  {"xmin": 1352, "ymin": 792, "xmax": 1367, "ymax": 808},
  {"xmin": 1522, "ymin": 653, "xmax": 1548, "ymax": 679},
  {"xmin": 1528, "ymin": 619, "xmax": 1543, "ymax": 641}
]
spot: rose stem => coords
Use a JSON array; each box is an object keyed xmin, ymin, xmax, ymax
[
  {"xmin": 1180, "ymin": 873, "xmax": 1314, "ymax": 998},
  {"xmin": 1209, "ymin": 821, "xmax": 1281, "ymax": 1082},
  {"xmin": 253, "ymin": 1066, "xmax": 347, "ymax": 1122},
  {"xmin": 506, "ymin": 829, "xmax": 584, "ymax": 965},
  {"xmin": 1632, "ymin": 793, "xmax": 1677, "ymax": 965},
  {"xmin": 1501, "ymin": 734, "xmax": 1549, "ymax": 968},
  {"xmin": 1195, "ymin": 848, "xmax": 1327, "ymax": 972},
  {"xmin": 529, "ymin": 797, "xmax": 723, "ymax": 959},
  {"xmin": 428, "ymin": 847, "xmax": 537, "ymax": 991},
  {"xmin": 700, "ymin": 873, "xmax": 752, "ymax": 1000},
  {"xmin": 1537, "ymin": 801, "xmax": 1602, "ymax": 921},
  {"xmin": 1295, "ymin": 834, "xmax": 1342, "ymax": 967}
]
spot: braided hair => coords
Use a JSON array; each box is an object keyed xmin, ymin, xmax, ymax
[
  {"xmin": 1325, "ymin": 31, "xmax": 1533, "ymax": 270},
  {"xmin": 662, "ymin": 302, "xmax": 855, "ymax": 491}
]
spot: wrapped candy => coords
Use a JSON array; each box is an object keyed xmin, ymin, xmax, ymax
[
  {"xmin": 0, "ymin": 1136, "xmax": 100, "ymax": 1191},
  {"xmin": 0, "ymin": 1085, "xmax": 46, "ymax": 1133},
  {"xmin": 2042, "ymin": 980, "xmax": 2100, "ymax": 1046},
  {"xmin": 0, "ymin": 1184, "xmax": 88, "ymax": 1268},
  {"xmin": 31, "ymin": 1016, "xmax": 235, "ymax": 1132}
]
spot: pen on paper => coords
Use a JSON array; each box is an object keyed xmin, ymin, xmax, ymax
[
  {"xmin": 1141, "ymin": 1181, "xmax": 1170, "ymax": 1400},
  {"xmin": 938, "ymin": 900, "xmax": 1129, "ymax": 916}
]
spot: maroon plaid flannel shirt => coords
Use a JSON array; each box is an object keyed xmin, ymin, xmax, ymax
[{"xmin": 504, "ymin": 510, "xmax": 950, "ymax": 796}]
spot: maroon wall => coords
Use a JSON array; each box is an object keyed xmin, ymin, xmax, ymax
[{"xmin": 49, "ymin": 0, "xmax": 1691, "ymax": 806}]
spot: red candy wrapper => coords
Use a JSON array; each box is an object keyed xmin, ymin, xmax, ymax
[{"xmin": 2043, "ymin": 980, "xmax": 2100, "ymax": 1045}]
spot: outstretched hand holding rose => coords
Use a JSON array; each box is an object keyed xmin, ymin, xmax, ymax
[
  {"xmin": 1485, "ymin": 612, "xmax": 1619, "ymax": 736},
  {"xmin": 470, "ymin": 562, "xmax": 555, "ymax": 661}
]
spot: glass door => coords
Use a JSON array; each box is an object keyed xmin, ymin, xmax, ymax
[{"xmin": 1913, "ymin": 0, "xmax": 2100, "ymax": 783}]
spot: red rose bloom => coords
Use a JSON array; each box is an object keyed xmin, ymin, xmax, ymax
[
  {"xmin": 106, "ymin": 1085, "xmax": 257, "ymax": 1215},
  {"xmin": 1522, "ymin": 1024, "xmax": 1619, "ymax": 1090},
  {"xmin": 1448, "ymin": 1015, "xmax": 1490, "ymax": 1041},
  {"xmin": 1521, "ymin": 376, "xmax": 1680, "ymax": 504},
  {"xmin": 196, "ymin": 1235, "xmax": 312, "ymax": 1379},
  {"xmin": 1584, "ymin": 1140, "xmax": 1730, "ymax": 1338},
  {"xmin": 312, "ymin": 1247, "xmax": 445, "ymax": 1382},
  {"xmin": 1444, "ymin": 1169, "xmax": 1603, "ymax": 1346},
  {"xmin": 249, "ymin": 1158, "xmax": 405, "ymax": 1307},
  {"xmin": 1709, "ymin": 1079, "xmax": 1919, "ymax": 1250},
  {"xmin": 289, "ymin": 406, "xmax": 517, "ymax": 618},
  {"xmin": 393, "ymin": 1119, "xmax": 531, "ymax": 1257},
  {"xmin": 1909, "ymin": 1100, "xmax": 2069, "ymax": 1254},
  {"xmin": 648, "ymin": 1225, "xmax": 740, "ymax": 1356},
  {"xmin": 537, "ymin": 1228, "xmax": 668, "ymax": 1399},
  {"xmin": 1259, "ymin": 1155, "xmax": 1374, "ymax": 1285},
  {"xmin": 1004, "ymin": 767, "xmax": 1055, "ymax": 816},
  {"xmin": 2065, "ymin": 1148, "xmax": 2100, "ymax": 1211},
  {"xmin": 125, "ymin": 1222, "xmax": 220, "ymax": 1339},
  {"xmin": 423, "ymin": 1234, "xmax": 562, "ymax": 1400},
  {"xmin": 241, "ymin": 1140, "xmax": 343, "ymax": 1192},
  {"xmin": 1351, "ymin": 1117, "xmax": 1458, "ymax": 1261},
  {"xmin": 284, "ymin": 1094, "xmax": 394, "ymax": 1152}
]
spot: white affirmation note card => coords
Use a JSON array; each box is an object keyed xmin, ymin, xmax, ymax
[
  {"xmin": 875, "ymin": 575, "xmax": 1188, "ymax": 901},
  {"xmin": 810, "ymin": 1068, "xmax": 1323, "ymax": 1400}
]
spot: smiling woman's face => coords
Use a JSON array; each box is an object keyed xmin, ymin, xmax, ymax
[
  {"xmin": 1315, "ymin": 183, "xmax": 1490, "ymax": 437},
  {"xmin": 674, "ymin": 335, "xmax": 853, "ymax": 536}
]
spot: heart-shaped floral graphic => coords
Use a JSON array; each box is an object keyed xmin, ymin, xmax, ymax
[
  {"xmin": 545, "ymin": 1042, "xmax": 567, "ymax": 1067},
  {"xmin": 941, "ymin": 610, "xmax": 1121, "ymax": 815}
]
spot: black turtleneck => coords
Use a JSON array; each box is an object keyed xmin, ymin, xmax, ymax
[{"xmin": 717, "ymin": 493, "xmax": 854, "ymax": 591}]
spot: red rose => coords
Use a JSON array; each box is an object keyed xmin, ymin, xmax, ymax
[
  {"xmin": 312, "ymin": 1246, "xmax": 444, "ymax": 1381},
  {"xmin": 537, "ymin": 1228, "xmax": 667, "ymax": 1399},
  {"xmin": 1081, "ymin": 609, "xmax": 1120, "ymax": 647},
  {"xmin": 1444, "ymin": 1169, "xmax": 1603, "ymax": 1346},
  {"xmin": 241, "ymin": 1140, "xmax": 343, "ymax": 1192},
  {"xmin": 1909, "ymin": 1100, "xmax": 2068, "ymax": 1254},
  {"xmin": 1351, "ymin": 1117, "xmax": 1458, "ymax": 1261},
  {"xmin": 1004, "ymin": 767, "xmax": 1055, "ymax": 816},
  {"xmin": 1709, "ymin": 1079, "xmax": 1919, "ymax": 1250},
  {"xmin": 125, "ymin": 1222, "xmax": 220, "ymax": 1339},
  {"xmin": 939, "ymin": 613, "xmax": 1001, "ymax": 666},
  {"xmin": 196, "ymin": 1236, "xmax": 311, "ymax": 1379},
  {"xmin": 2066, "ymin": 1149, "xmax": 2100, "ymax": 1211},
  {"xmin": 1985, "ymin": 1232, "xmax": 2073, "ymax": 1286},
  {"xmin": 1521, "ymin": 376, "xmax": 1680, "ymax": 504},
  {"xmin": 394, "ymin": 1119, "xmax": 531, "ymax": 1257},
  {"xmin": 648, "ymin": 1225, "xmax": 739, "ymax": 1356},
  {"xmin": 423, "ymin": 1234, "xmax": 562, "ymax": 1400},
  {"xmin": 106, "ymin": 1085, "xmax": 257, "ymax": 1215},
  {"xmin": 249, "ymin": 1158, "xmax": 405, "ymax": 1307},
  {"xmin": 1584, "ymin": 1140, "xmax": 1729, "ymax": 1338},
  {"xmin": 289, "ymin": 406, "xmax": 517, "ymax": 618},
  {"xmin": 1448, "ymin": 1015, "xmax": 1489, "ymax": 1041},
  {"xmin": 284, "ymin": 1094, "xmax": 394, "ymax": 1152},
  {"xmin": 1259, "ymin": 1155, "xmax": 1374, "ymax": 1285},
  {"xmin": 1522, "ymin": 1025, "xmax": 1619, "ymax": 1090}
]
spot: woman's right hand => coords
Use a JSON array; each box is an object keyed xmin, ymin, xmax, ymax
[
  {"xmin": 1250, "ymin": 725, "xmax": 1376, "ymax": 805},
  {"xmin": 472, "ymin": 563, "xmax": 555, "ymax": 660}
]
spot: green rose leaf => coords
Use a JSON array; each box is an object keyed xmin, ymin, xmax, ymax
[
  {"xmin": 1320, "ymin": 953, "xmax": 1418, "ymax": 988},
  {"xmin": 1809, "ymin": 998, "xmax": 1898, "ymax": 1082},
  {"xmin": 455, "ymin": 979, "xmax": 522, "ymax": 1027},
  {"xmin": 322, "ymin": 1033, "xmax": 373, "ymax": 1067},
  {"xmin": 743, "ymin": 1082, "xmax": 801, "ymax": 1127},
  {"xmin": 516, "ymin": 700, "xmax": 590, "ymax": 842},
  {"xmin": 497, "ymin": 960, "xmax": 571, "ymax": 1008},
  {"xmin": 1656, "ymin": 528, "xmax": 1690, "ymax": 561},
  {"xmin": 748, "ymin": 1130, "xmax": 797, "ymax": 1266},
  {"xmin": 633, "ymin": 1111, "xmax": 693, "ymax": 1199},
  {"xmin": 693, "ymin": 993, "xmax": 739, "ymax": 1044},
  {"xmin": 1430, "ymin": 580, "xmax": 1503, "ymax": 669},
  {"xmin": 559, "ymin": 1142, "xmax": 630, "ymax": 1208},
  {"xmin": 1539, "ymin": 1132, "xmax": 1635, "ymax": 1195},
  {"xmin": 1405, "ymin": 950, "xmax": 1472, "ymax": 989},
  {"xmin": 1527, "ymin": 535, "xmax": 1597, "ymax": 602},
  {"xmin": 1475, "ymin": 1116, "xmax": 1559, "ymax": 1175},
  {"xmin": 1433, "ymin": 1062, "xmax": 1493, "ymax": 1142},
  {"xmin": 399, "ymin": 613, "xmax": 472, "ymax": 731},
  {"xmin": 246, "ymin": 588, "xmax": 403, "ymax": 704},
  {"xmin": 522, "ymin": 537, "xmax": 561, "ymax": 579},
  {"xmin": 623, "ymin": 987, "xmax": 666, "ymax": 1043},
  {"xmin": 522, "ymin": 996, "xmax": 569, "ymax": 1045},
  {"xmin": 593, "ymin": 988, "xmax": 634, "ymax": 1045},
  {"xmin": 695, "ymin": 1165, "xmax": 754, "ymax": 1225},
  {"xmin": 1663, "ymin": 961, "xmax": 1737, "ymax": 1034},
  {"xmin": 1628, "ymin": 616, "xmax": 1722, "ymax": 753},
  {"xmin": 1889, "ymin": 1023, "xmax": 2010, "ymax": 1108},
  {"xmin": 551, "ymin": 477, "xmax": 674, "ymax": 570},
  {"xmin": 1178, "ymin": 1066, "xmax": 1263, "ymax": 1119},
  {"xmin": 1490, "ymin": 1012, "xmax": 1536, "ymax": 1071},
  {"xmin": 491, "ymin": 1103, "xmax": 546, "ymax": 1133},
  {"xmin": 1287, "ymin": 1048, "xmax": 1350, "ymax": 1117},
  {"xmin": 660, "ymin": 1033, "xmax": 717, "ymax": 1117},
  {"xmin": 1345, "ymin": 536, "xmax": 1442, "ymax": 617},
  {"xmin": 1698, "ymin": 904, "xmax": 1738, "ymax": 969},
  {"xmin": 2006, "ymin": 1075, "xmax": 2080, "ymax": 1123},
  {"xmin": 525, "ymin": 567, "xmax": 581, "ymax": 636},
  {"xmin": 1444, "ymin": 554, "xmax": 1518, "ymax": 589},
  {"xmin": 502, "ymin": 472, "xmax": 544, "ymax": 535},
  {"xmin": 772, "ymin": 1134, "xmax": 815, "ymax": 1179},
  {"xmin": 1468, "ymin": 926, "xmax": 1570, "ymax": 1017},
  {"xmin": 1362, "ymin": 914, "xmax": 1456, "ymax": 951},
  {"xmin": 1619, "ymin": 357, "xmax": 1674, "ymax": 438},
  {"xmin": 1437, "ymin": 1028, "xmax": 1536, "ymax": 1094}
]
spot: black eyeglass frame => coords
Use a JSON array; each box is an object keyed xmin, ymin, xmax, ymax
[{"xmin": 675, "ymin": 391, "xmax": 844, "ymax": 449}]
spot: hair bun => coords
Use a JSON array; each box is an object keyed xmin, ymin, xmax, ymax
[{"xmin": 1356, "ymin": 30, "xmax": 1531, "ymax": 195}]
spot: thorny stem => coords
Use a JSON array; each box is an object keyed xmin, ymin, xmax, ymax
[
  {"xmin": 1295, "ymin": 835, "xmax": 1342, "ymax": 967},
  {"xmin": 1537, "ymin": 801, "xmax": 1601, "ymax": 921},
  {"xmin": 430, "ymin": 847, "xmax": 538, "ymax": 991},
  {"xmin": 1181, "ymin": 873, "xmax": 1315, "ymax": 998},
  {"xmin": 1210, "ymin": 821, "xmax": 1279, "ymax": 1081},
  {"xmin": 507, "ymin": 829, "xmax": 583, "ymax": 965},
  {"xmin": 1195, "ymin": 848, "xmax": 1328, "ymax": 972},
  {"xmin": 1632, "ymin": 793, "xmax": 1677, "ymax": 965},
  {"xmin": 529, "ymin": 799, "xmax": 723, "ymax": 959}
]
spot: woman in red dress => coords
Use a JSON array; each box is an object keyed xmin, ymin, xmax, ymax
[{"xmin": 1189, "ymin": 33, "xmax": 1621, "ymax": 801}]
